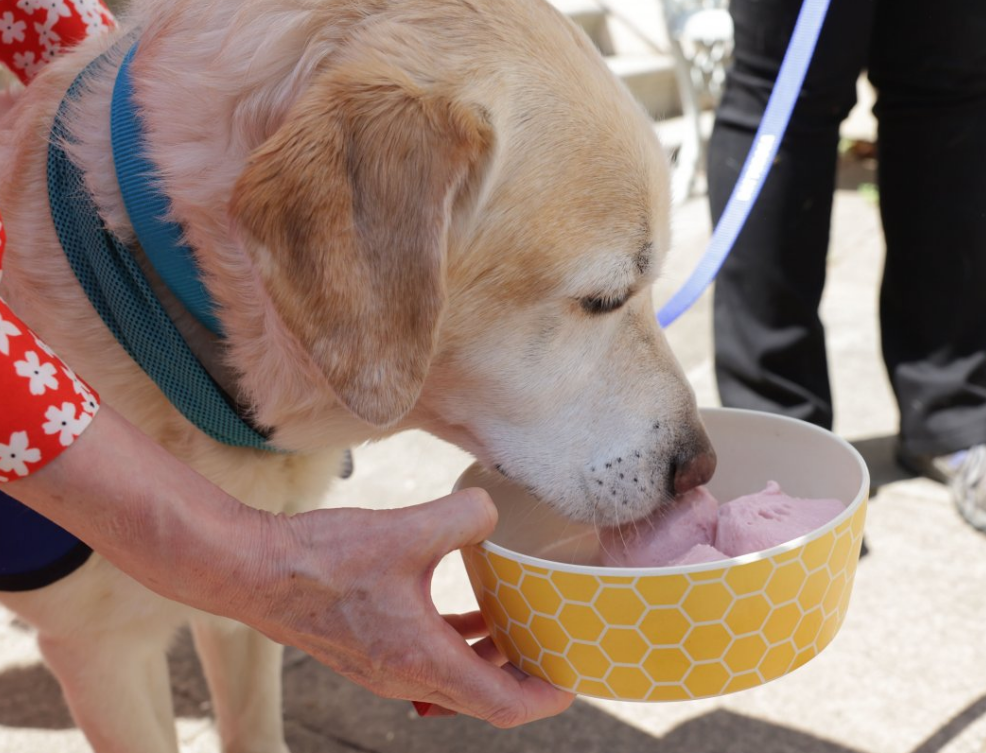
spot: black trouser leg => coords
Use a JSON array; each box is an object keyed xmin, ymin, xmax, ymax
[
  {"xmin": 870, "ymin": 0, "xmax": 986, "ymax": 456},
  {"xmin": 709, "ymin": 0, "xmax": 876, "ymax": 429}
]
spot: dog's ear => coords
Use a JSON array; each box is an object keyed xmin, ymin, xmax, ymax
[{"xmin": 231, "ymin": 63, "xmax": 492, "ymax": 426}]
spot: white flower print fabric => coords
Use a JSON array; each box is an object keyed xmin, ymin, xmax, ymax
[
  {"xmin": 14, "ymin": 350, "xmax": 60, "ymax": 395},
  {"xmin": 1, "ymin": 2, "xmax": 110, "ymax": 481},
  {"xmin": 0, "ymin": 217, "xmax": 101, "ymax": 482},
  {"xmin": 0, "ymin": 0, "xmax": 113, "ymax": 83},
  {"xmin": 0, "ymin": 0, "xmax": 112, "ymax": 594}
]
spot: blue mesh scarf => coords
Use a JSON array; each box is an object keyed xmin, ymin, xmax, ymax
[
  {"xmin": 1, "ymin": 41, "xmax": 282, "ymax": 592},
  {"xmin": 47, "ymin": 42, "xmax": 278, "ymax": 450}
]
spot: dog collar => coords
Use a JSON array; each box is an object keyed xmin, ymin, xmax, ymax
[
  {"xmin": 47, "ymin": 41, "xmax": 279, "ymax": 451},
  {"xmin": 111, "ymin": 42, "xmax": 222, "ymax": 335}
]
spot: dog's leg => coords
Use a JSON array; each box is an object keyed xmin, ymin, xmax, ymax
[
  {"xmin": 191, "ymin": 617, "xmax": 290, "ymax": 753},
  {"xmin": 37, "ymin": 629, "xmax": 180, "ymax": 753},
  {"xmin": 2, "ymin": 558, "xmax": 189, "ymax": 753}
]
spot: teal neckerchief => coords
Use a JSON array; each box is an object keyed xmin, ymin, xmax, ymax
[
  {"xmin": 111, "ymin": 42, "xmax": 222, "ymax": 335},
  {"xmin": 46, "ymin": 41, "xmax": 279, "ymax": 451}
]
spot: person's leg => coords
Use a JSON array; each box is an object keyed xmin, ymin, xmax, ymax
[
  {"xmin": 870, "ymin": 0, "xmax": 986, "ymax": 458},
  {"xmin": 709, "ymin": 0, "xmax": 876, "ymax": 429},
  {"xmin": 870, "ymin": 0, "xmax": 986, "ymax": 530}
]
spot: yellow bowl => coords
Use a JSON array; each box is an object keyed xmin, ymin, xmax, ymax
[{"xmin": 456, "ymin": 407, "xmax": 868, "ymax": 702}]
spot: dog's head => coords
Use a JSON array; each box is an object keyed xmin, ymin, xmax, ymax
[{"xmin": 131, "ymin": 0, "xmax": 715, "ymax": 525}]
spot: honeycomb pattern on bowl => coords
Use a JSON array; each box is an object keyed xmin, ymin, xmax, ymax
[{"xmin": 462, "ymin": 499, "xmax": 866, "ymax": 702}]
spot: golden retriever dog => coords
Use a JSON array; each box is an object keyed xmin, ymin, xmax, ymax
[{"xmin": 0, "ymin": 0, "xmax": 715, "ymax": 749}]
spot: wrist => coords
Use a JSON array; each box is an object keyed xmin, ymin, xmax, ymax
[{"xmin": 195, "ymin": 503, "xmax": 289, "ymax": 627}]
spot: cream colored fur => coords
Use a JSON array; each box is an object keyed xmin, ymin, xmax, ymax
[{"xmin": 0, "ymin": 0, "xmax": 712, "ymax": 750}]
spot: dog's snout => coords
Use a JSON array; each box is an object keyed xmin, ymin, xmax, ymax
[{"xmin": 673, "ymin": 440, "xmax": 717, "ymax": 495}]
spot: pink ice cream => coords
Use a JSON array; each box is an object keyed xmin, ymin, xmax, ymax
[
  {"xmin": 597, "ymin": 486, "xmax": 720, "ymax": 568},
  {"xmin": 715, "ymin": 481, "xmax": 845, "ymax": 557},
  {"xmin": 594, "ymin": 482, "xmax": 845, "ymax": 568}
]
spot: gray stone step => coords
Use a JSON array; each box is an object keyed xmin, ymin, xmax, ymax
[
  {"xmin": 552, "ymin": 0, "xmax": 614, "ymax": 54},
  {"xmin": 551, "ymin": 0, "xmax": 683, "ymax": 120},
  {"xmin": 607, "ymin": 53, "xmax": 681, "ymax": 119}
]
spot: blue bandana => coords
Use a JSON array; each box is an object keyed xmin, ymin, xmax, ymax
[
  {"xmin": 46, "ymin": 42, "xmax": 279, "ymax": 451},
  {"xmin": 1, "ymin": 39, "xmax": 288, "ymax": 593}
]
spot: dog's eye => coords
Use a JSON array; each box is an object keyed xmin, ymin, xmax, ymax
[{"xmin": 579, "ymin": 294, "xmax": 628, "ymax": 315}]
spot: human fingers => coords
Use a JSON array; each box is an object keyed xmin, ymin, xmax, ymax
[
  {"xmin": 409, "ymin": 643, "xmax": 528, "ymax": 720},
  {"xmin": 416, "ymin": 614, "xmax": 575, "ymax": 726},
  {"xmin": 399, "ymin": 487, "xmax": 498, "ymax": 564},
  {"xmin": 468, "ymin": 635, "xmax": 507, "ymax": 666},
  {"xmin": 430, "ymin": 657, "xmax": 574, "ymax": 727},
  {"xmin": 442, "ymin": 611, "xmax": 488, "ymax": 640}
]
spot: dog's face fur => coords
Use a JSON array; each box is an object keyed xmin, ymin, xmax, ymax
[
  {"xmin": 2, "ymin": 0, "xmax": 712, "ymax": 527},
  {"xmin": 224, "ymin": 0, "xmax": 712, "ymax": 525},
  {"xmin": 410, "ymin": 82, "xmax": 710, "ymax": 525}
]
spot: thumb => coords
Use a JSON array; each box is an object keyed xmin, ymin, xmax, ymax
[{"xmin": 405, "ymin": 487, "xmax": 498, "ymax": 560}]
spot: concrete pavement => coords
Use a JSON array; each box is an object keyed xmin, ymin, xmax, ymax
[{"xmin": 3, "ymin": 152, "xmax": 986, "ymax": 753}]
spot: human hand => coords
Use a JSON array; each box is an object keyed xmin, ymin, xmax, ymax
[
  {"xmin": 8, "ymin": 404, "xmax": 571, "ymax": 726},
  {"xmin": 246, "ymin": 488, "xmax": 575, "ymax": 727}
]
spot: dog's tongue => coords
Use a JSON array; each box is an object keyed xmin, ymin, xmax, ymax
[
  {"xmin": 594, "ymin": 482, "xmax": 846, "ymax": 568},
  {"xmin": 596, "ymin": 486, "xmax": 719, "ymax": 568}
]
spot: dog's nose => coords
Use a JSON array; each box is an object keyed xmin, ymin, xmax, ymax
[{"xmin": 673, "ymin": 442, "xmax": 717, "ymax": 495}]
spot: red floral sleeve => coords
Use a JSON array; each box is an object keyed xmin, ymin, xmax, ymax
[
  {"xmin": 0, "ymin": 0, "xmax": 115, "ymax": 84},
  {"xmin": 1, "ymin": 219, "xmax": 101, "ymax": 483},
  {"xmin": 1, "ymin": 0, "xmax": 112, "ymax": 480}
]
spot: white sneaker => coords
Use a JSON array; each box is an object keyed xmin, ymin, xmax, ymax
[
  {"xmin": 949, "ymin": 445, "xmax": 986, "ymax": 532},
  {"xmin": 898, "ymin": 444, "xmax": 986, "ymax": 532}
]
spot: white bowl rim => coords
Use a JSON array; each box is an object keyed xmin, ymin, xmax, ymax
[{"xmin": 474, "ymin": 407, "xmax": 871, "ymax": 577}]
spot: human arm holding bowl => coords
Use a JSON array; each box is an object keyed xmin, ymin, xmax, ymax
[{"xmin": 5, "ymin": 404, "xmax": 573, "ymax": 724}]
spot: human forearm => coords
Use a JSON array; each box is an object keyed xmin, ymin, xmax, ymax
[
  {"xmin": 4, "ymin": 404, "xmax": 274, "ymax": 616},
  {"xmin": 6, "ymin": 406, "xmax": 573, "ymax": 725}
]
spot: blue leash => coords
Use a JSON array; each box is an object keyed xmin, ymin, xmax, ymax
[{"xmin": 657, "ymin": 0, "xmax": 832, "ymax": 327}]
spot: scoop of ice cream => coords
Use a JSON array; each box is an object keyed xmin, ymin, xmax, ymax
[
  {"xmin": 597, "ymin": 485, "xmax": 719, "ymax": 568},
  {"xmin": 591, "ymin": 481, "xmax": 846, "ymax": 568},
  {"xmin": 715, "ymin": 481, "xmax": 845, "ymax": 557}
]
